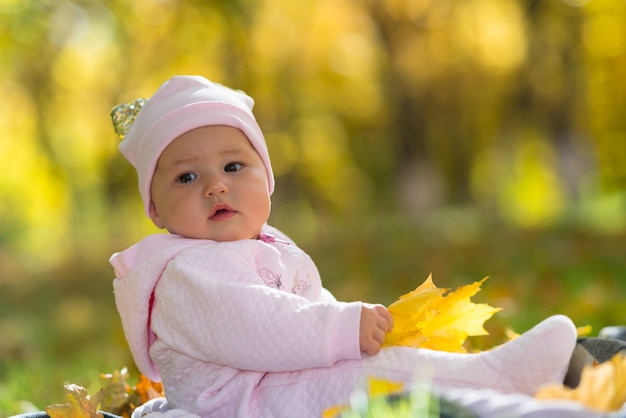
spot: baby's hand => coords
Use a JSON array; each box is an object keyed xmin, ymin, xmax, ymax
[{"xmin": 359, "ymin": 303, "xmax": 393, "ymax": 355}]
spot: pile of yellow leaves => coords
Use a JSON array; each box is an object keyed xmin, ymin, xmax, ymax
[
  {"xmin": 46, "ymin": 368, "xmax": 164, "ymax": 418},
  {"xmin": 383, "ymin": 274, "xmax": 501, "ymax": 352},
  {"xmin": 536, "ymin": 354, "xmax": 626, "ymax": 412}
]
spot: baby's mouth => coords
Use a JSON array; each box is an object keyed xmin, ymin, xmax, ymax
[{"xmin": 209, "ymin": 204, "xmax": 235, "ymax": 221}]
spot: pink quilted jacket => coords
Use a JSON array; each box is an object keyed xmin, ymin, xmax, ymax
[{"xmin": 111, "ymin": 225, "xmax": 577, "ymax": 417}]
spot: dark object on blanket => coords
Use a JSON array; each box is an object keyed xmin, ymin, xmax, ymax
[
  {"xmin": 564, "ymin": 335, "xmax": 626, "ymax": 388},
  {"xmin": 10, "ymin": 413, "xmax": 121, "ymax": 418},
  {"xmin": 578, "ymin": 337, "xmax": 626, "ymax": 363}
]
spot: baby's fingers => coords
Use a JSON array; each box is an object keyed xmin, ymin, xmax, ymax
[{"xmin": 374, "ymin": 304, "xmax": 393, "ymax": 331}]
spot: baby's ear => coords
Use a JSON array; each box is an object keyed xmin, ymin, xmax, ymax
[{"xmin": 149, "ymin": 201, "xmax": 165, "ymax": 229}]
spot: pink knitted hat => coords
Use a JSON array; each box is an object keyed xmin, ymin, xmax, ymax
[{"xmin": 113, "ymin": 75, "xmax": 274, "ymax": 216}]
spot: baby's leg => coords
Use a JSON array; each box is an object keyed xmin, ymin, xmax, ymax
[
  {"xmin": 465, "ymin": 314, "xmax": 577, "ymax": 393},
  {"xmin": 256, "ymin": 315, "xmax": 577, "ymax": 417},
  {"xmin": 366, "ymin": 314, "xmax": 577, "ymax": 395}
]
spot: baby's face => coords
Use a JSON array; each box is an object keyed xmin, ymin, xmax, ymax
[{"xmin": 149, "ymin": 125, "xmax": 271, "ymax": 241}]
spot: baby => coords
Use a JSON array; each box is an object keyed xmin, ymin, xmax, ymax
[{"xmin": 110, "ymin": 76, "xmax": 578, "ymax": 418}]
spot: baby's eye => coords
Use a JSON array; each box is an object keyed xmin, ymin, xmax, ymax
[
  {"xmin": 178, "ymin": 172, "xmax": 197, "ymax": 183},
  {"xmin": 224, "ymin": 162, "xmax": 242, "ymax": 173}
]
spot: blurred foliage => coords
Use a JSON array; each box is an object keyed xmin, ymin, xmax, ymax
[{"xmin": 1, "ymin": 0, "xmax": 625, "ymax": 415}]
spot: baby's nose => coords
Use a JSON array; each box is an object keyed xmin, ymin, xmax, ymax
[{"xmin": 205, "ymin": 180, "xmax": 228, "ymax": 196}]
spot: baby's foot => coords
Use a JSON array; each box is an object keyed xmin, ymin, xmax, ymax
[{"xmin": 476, "ymin": 314, "xmax": 577, "ymax": 394}]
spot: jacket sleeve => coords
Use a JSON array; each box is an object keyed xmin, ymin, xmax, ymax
[{"xmin": 150, "ymin": 246, "xmax": 363, "ymax": 373}]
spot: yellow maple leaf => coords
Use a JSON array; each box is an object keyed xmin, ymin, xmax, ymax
[
  {"xmin": 99, "ymin": 368, "xmax": 165, "ymax": 417},
  {"xmin": 505, "ymin": 327, "xmax": 520, "ymax": 341},
  {"xmin": 576, "ymin": 325, "xmax": 593, "ymax": 337},
  {"xmin": 535, "ymin": 354, "xmax": 626, "ymax": 412},
  {"xmin": 367, "ymin": 376, "xmax": 405, "ymax": 398},
  {"xmin": 136, "ymin": 374, "xmax": 165, "ymax": 404},
  {"xmin": 322, "ymin": 404, "xmax": 346, "ymax": 418},
  {"xmin": 100, "ymin": 367, "xmax": 133, "ymax": 413},
  {"xmin": 383, "ymin": 274, "xmax": 501, "ymax": 352},
  {"xmin": 46, "ymin": 384, "xmax": 104, "ymax": 418}
]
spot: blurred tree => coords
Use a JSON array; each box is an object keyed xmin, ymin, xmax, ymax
[{"xmin": 0, "ymin": 0, "xmax": 624, "ymax": 271}]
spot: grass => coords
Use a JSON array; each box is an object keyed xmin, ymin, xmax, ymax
[
  {"xmin": 0, "ymin": 264, "xmax": 136, "ymax": 417},
  {"xmin": 1, "ymin": 212, "xmax": 625, "ymax": 417}
]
